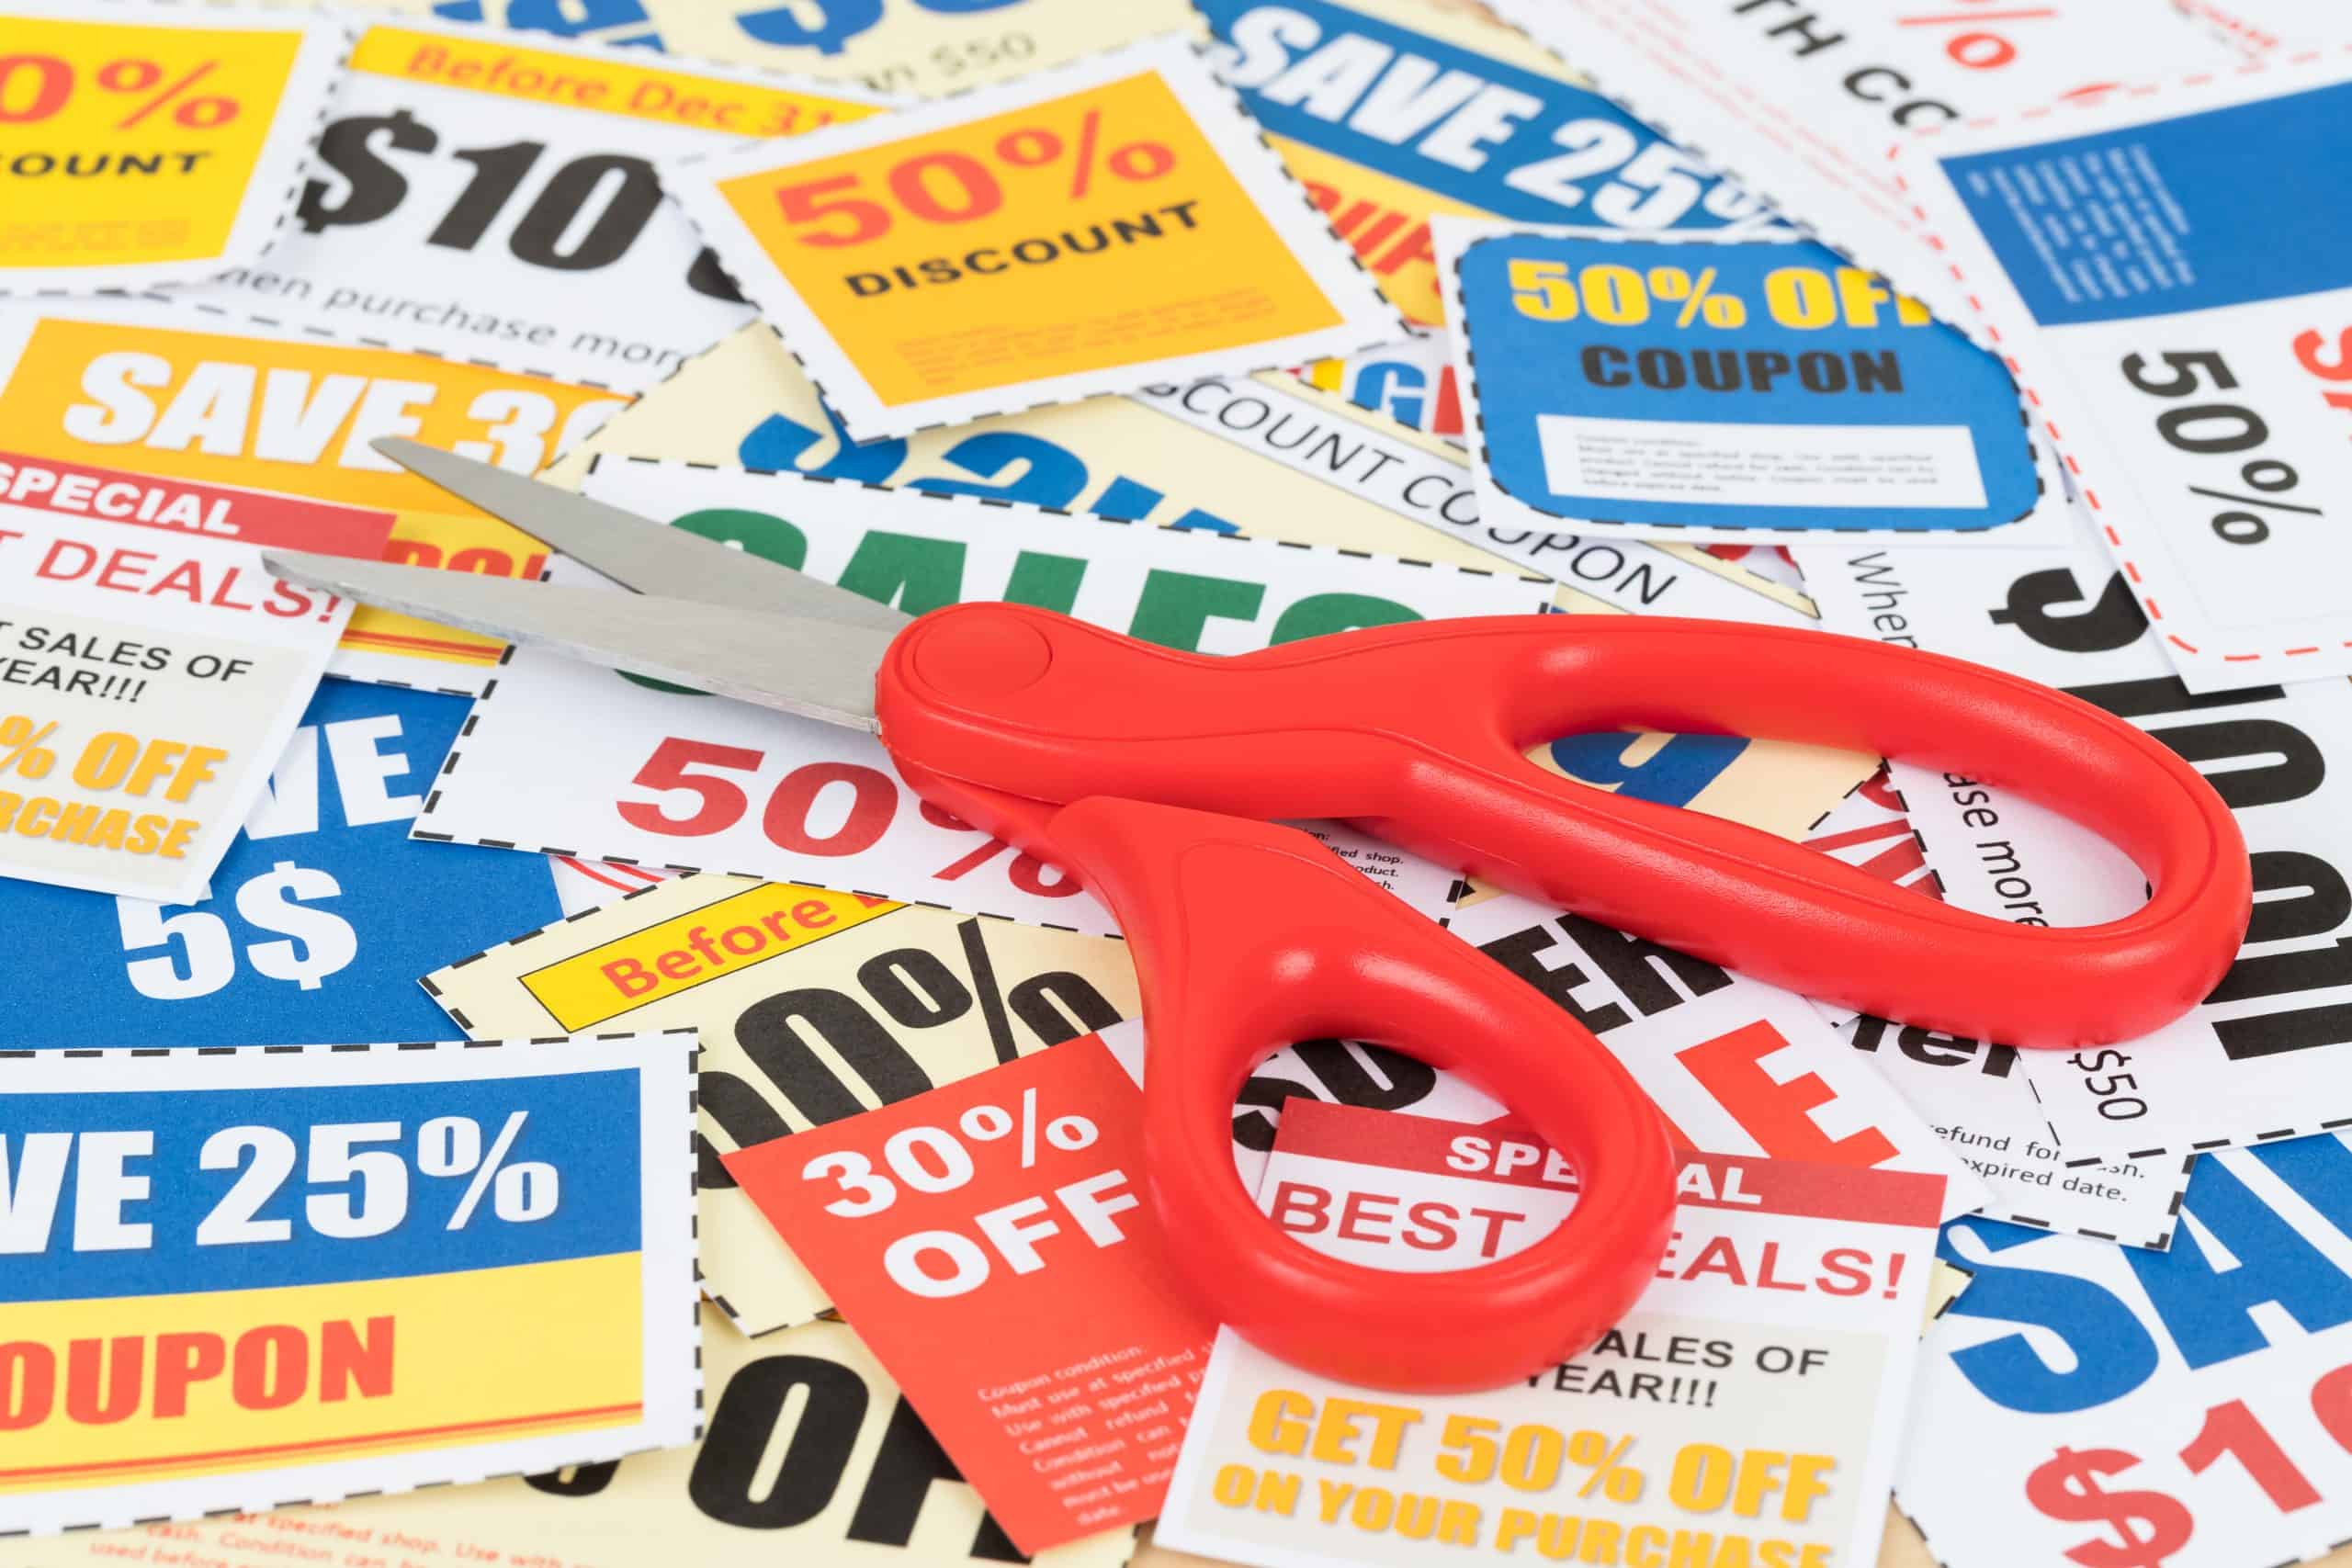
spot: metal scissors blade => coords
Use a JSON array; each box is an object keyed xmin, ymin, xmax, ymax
[
  {"xmin": 370, "ymin": 437, "xmax": 912, "ymax": 635},
  {"xmin": 265, "ymin": 550, "xmax": 892, "ymax": 731}
]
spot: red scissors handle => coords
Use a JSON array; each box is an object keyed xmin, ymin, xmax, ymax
[
  {"xmin": 893, "ymin": 768, "xmax": 1677, "ymax": 1394},
  {"xmin": 878, "ymin": 605, "xmax": 2249, "ymax": 1049}
]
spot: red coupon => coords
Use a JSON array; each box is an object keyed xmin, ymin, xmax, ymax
[{"xmin": 723, "ymin": 1032, "xmax": 1216, "ymax": 1555}]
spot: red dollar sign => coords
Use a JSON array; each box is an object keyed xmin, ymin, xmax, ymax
[{"xmin": 2024, "ymin": 1446, "xmax": 2193, "ymax": 1568}]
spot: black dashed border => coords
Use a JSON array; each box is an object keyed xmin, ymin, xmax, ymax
[
  {"xmin": 0, "ymin": 2, "xmax": 351, "ymax": 301},
  {"xmin": 1443, "ymin": 226, "xmax": 2050, "ymax": 539}
]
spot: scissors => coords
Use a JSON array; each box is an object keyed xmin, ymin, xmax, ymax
[{"xmin": 269, "ymin": 439, "xmax": 2248, "ymax": 1393}]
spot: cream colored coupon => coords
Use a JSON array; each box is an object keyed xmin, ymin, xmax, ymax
[
  {"xmin": 452, "ymin": 0, "xmax": 1198, "ymax": 99},
  {"xmin": 424, "ymin": 873, "xmax": 1140, "ymax": 1336}
]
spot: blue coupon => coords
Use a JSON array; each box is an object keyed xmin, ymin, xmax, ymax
[
  {"xmin": 0, "ymin": 681, "xmax": 559, "ymax": 1048},
  {"xmin": 1198, "ymin": 0, "xmax": 1783, "ymax": 325},
  {"xmin": 1943, "ymin": 80, "xmax": 2352, "ymax": 329},
  {"xmin": 1445, "ymin": 224, "xmax": 2051, "ymax": 545}
]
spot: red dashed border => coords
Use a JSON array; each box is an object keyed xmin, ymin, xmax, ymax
[{"xmin": 1890, "ymin": 43, "xmax": 2352, "ymax": 668}]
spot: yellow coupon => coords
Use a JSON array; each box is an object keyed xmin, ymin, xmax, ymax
[
  {"xmin": 0, "ymin": 4, "xmax": 345, "ymax": 291},
  {"xmin": 425, "ymin": 874, "xmax": 1141, "ymax": 1337},
  {"xmin": 0, "ymin": 299, "xmax": 629, "ymax": 694},
  {"xmin": 667, "ymin": 35, "xmax": 1398, "ymax": 439},
  {"xmin": 0, "ymin": 1317, "xmax": 1137, "ymax": 1568}
]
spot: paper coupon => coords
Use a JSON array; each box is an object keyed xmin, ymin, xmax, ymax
[
  {"xmin": 0, "ymin": 1033, "xmax": 697, "ymax": 1534},
  {"xmin": 1155, "ymin": 1100, "xmax": 1944, "ymax": 1568},
  {"xmin": 1485, "ymin": 0, "xmax": 2230, "ymax": 309},
  {"xmin": 0, "ymin": 3, "xmax": 345, "ymax": 294},
  {"xmin": 0, "ymin": 298, "xmax": 629, "ymax": 696},
  {"xmin": 0, "ymin": 452, "xmax": 389, "ymax": 901},
  {"xmin": 1129, "ymin": 374, "xmax": 1828, "ymax": 625},
  {"xmin": 206, "ymin": 18, "xmax": 891, "ymax": 393},
  {"xmin": 443, "ymin": 0, "xmax": 1198, "ymax": 99},
  {"xmin": 1795, "ymin": 510, "xmax": 2352, "ymax": 1162},
  {"xmin": 1887, "ymin": 52, "xmax": 2352, "ymax": 688},
  {"xmin": 663, "ymin": 35, "xmax": 1401, "ymax": 439},
  {"xmin": 2175, "ymin": 0, "xmax": 2344, "ymax": 54},
  {"xmin": 1, "ymin": 680, "xmax": 555, "ymax": 1045},
  {"xmin": 1441, "ymin": 222, "xmax": 2061, "ymax": 546},
  {"xmin": 1842, "ymin": 1016, "xmax": 2192, "ymax": 1251},
  {"xmin": 555, "ymin": 325, "xmax": 1871, "ymax": 833},
  {"xmin": 414, "ymin": 457, "xmax": 1543, "ymax": 929},
  {"xmin": 1195, "ymin": 0, "xmax": 1783, "ymax": 326},
  {"xmin": 1903, "ymin": 1134, "xmax": 2352, "ymax": 1568},
  {"xmin": 0, "ymin": 1314, "xmax": 1134, "ymax": 1568},
  {"xmin": 424, "ymin": 871, "xmax": 1139, "ymax": 1337},
  {"xmin": 728, "ymin": 1032, "xmax": 1216, "ymax": 1554},
  {"xmin": 1443, "ymin": 888, "xmax": 1988, "ymax": 1220},
  {"xmin": 1798, "ymin": 773, "xmax": 2195, "ymax": 1246},
  {"xmin": 1798, "ymin": 765, "xmax": 1944, "ymax": 993}
]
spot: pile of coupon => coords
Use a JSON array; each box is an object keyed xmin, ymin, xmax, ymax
[{"xmin": 1, "ymin": 1, "xmax": 2345, "ymax": 1566}]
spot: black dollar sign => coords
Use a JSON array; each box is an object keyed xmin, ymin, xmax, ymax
[
  {"xmin": 1988, "ymin": 565, "xmax": 2146, "ymax": 654},
  {"xmin": 2023, "ymin": 1446, "xmax": 2193, "ymax": 1568},
  {"xmin": 298, "ymin": 109, "xmax": 439, "ymax": 233}
]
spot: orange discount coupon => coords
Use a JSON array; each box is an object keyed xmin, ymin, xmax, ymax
[
  {"xmin": 665, "ymin": 35, "xmax": 1400, "ymax": 440},
  {"xmin": 725, "ymin": 1032, "xmax": 1215, "ymax": 1555},
  {"xmin": 0, "ymin": 4, "xmax": 345, "ymax": 292}
]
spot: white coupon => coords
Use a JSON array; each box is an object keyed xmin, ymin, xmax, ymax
[
  {"xmin": 1444, "ymin": 888, "xmax": 1989, "ymax": 1220},
  {"xmin": 662, "ymin": 35, "xmax": 1402, "ymax": 440},
  {"xmin": 415, "ymin": 459, "xmax": 1548, "ymax": 930},
  {"xmin": 1841, "ymin": 1015, "xmax": 2191, "ymax": 1250},
  {"xmin": 1484, "ymin": 0, "xmax": 2233, "ymax": 310},
  {"xmin": 1904, "ymin": 1136, "xmax": 2352, "ymax": 1568},
  {"xmin": 1157, "ymin": 1102, "xmax": 1944, "ymax": 1568},
  {"xmin": 0, "ymin": 3, "xmax": 346, "ymax": 296},
  {"xmin": 1886, "ymin": 53, "xmax": 2352, "ymax": 688},
  {"xmin": 199, "ymin": 17, "xmax": 893, "ymax": 393},
  {"xmin": 1795, "ymin": 509, "xmax": 2352, "ymax": 1161},
  {"xmin": 2176, "ymin": 0, "xmax": 2347, "ymax": 52},
  {"xmin": 0, "ymin": 452, "xmax": 389, "ymax": 900},
  {"xmin": 1132, "ymin": 374, "xmax": 1823, "ymax": 626},
  {"xmin": 1796, "ymin": 770, "xmax": 2192, "ymax": 1245}
]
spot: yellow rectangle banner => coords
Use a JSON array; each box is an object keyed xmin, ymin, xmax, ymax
[
  {"xmin": 522, "ymin": 881, "xmax": 899, "ymax": 1030},
  {"xmin": 350, "ymin": 26, "xmax": 881, "ymax": 137},
  {"xmin": 0, "ymin": 1253, "xmax": 644, "ymax": 1492}
]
